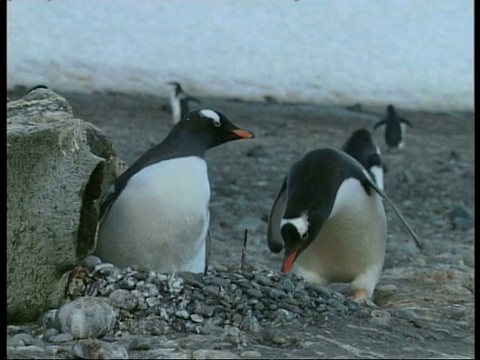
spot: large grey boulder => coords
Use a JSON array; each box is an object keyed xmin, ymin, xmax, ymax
[{"xmin": 7, "ymin": 87, "xmax": 127, "ymax": 323}]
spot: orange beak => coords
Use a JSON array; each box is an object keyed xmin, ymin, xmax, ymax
[
  {"xmin": 231, "ymin": 129, "xmax": 254, "ymax": 139},
  {"xmin": 281, "ymin": 246, "xmax": 301, "ymax": 272}
]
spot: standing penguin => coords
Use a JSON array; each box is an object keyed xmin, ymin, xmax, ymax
[
  {"xmin": 373, "ymin": 105, "xmax": 413, "ymax": 149},
  {"xmin": 167, "ymin": 81, "xmax": 200, "ymax": 125},
  {"xmin": 341, "ymin": 128, "xmax": 384, "ymax": 190},
  {"xmin": 94, "ymin": 109, "xmax": 254, "ymax": 274},
  {"xmin": 267, "ymin": 148, "xmax": 421, "ymax": 300}
]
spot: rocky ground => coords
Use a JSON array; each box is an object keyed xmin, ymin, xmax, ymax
[{"xmin": 7, "ymin": 88, "xmax": 474, "ymax": 359}]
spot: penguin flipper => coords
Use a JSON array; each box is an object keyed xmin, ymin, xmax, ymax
[
  {"xmin": 93, "ymin": 183, "xmax": 118, "ymax": 250},
  {"xmin": 267, "ymin": 176, "xmax": 288, "ymax": 253},
  {"xmin": 400, "ymin": 117, "xmax": 413, "ymax": 128},
  {"xmin": 368, "ymin": 179, "xmax": 423, "ymax": 250},
  {"xmin": 373, "ymin": 119, "xmax": 386, "ymax": 131}
]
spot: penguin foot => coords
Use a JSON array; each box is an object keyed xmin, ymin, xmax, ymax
[
  {"xmin": 352, "ymin": 289, "xmax": 368, "ymax": 300},
  {"xmin": 350, "ymin": 290, "xmax": 378, "ymax": 308}
]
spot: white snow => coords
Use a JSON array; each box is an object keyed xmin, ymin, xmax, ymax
[{"xmin": 7, "ymin": 0, "xmax": 473, "ymax": 112}]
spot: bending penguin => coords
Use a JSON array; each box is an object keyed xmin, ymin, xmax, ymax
[
  {"xmin": 267, "ymin": 147, "xmax": 422, "ymax": 300},
  {"xmin": 94, "ymin": 109, "xmax": 254, "ymax": 274},
  {"xmin": 373, "ymin": 104, "xmax": 413, "ymax": 150},
  {"xmin": 341, "ymin": 128, "xmax": 384, "ymax": 190},
  {"xmin": 167, "ymin": 81, "xmax": 201, "ymax": 125}
]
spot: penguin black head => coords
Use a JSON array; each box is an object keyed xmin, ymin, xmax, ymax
[
  {"xmin": 342, "ymin": 128, "xmax": 374, "ymax": 152},
  {"xmin": 279, "ymin": 208, "xmax": 324, "ymax": 272},
  {"xmin": 175, "ymin": 109, "xmax": 254, "ymax": 149},
  {"xmin": 279, "ymin": 204, "xmax": 330, "ymax": 273},
  {"xmin": 386, "ymin": 104, "xmax": 396, "ymax": 115},
  {"xmin": 167, "ymin": 81, "xmax": 183, "ymax": 93}
]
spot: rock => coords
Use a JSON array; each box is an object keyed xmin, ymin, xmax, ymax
[
  {"xmin": 7, "ymin": 87, "xmax": 123, "ymax": 323},
  {"xmin": 42, "ymin": 328, "xmax": 60, "ymax": 342},
  {"xmin": 13, "ymin": 345, "xmax": 46, "ymax": 353},
  {"xmin": 241, "ymin": 350, "xmax": 263, "ymax": 358},
  {"xmin": 240, "ymin": 312, "xmax": 262, "ymax": 333},
  {"xmin": 11, "ymin": 333, "xmax": 35, "ymax": 345},
  {"xmin": 191, "ymin": 314, "xmax": 205, "ymax": 323},
  {"xmin": 42, "ymin": 309, "xmax": 58, "ymax": 329},
  {"xmin": 69, "ymin": 340, "xmax": 129, "ymax": 359},
  {"xmin": 369, "ymin": 310, "xmax": 391, "ymax": 327},
  {"xmin": 402, "ymin": 170, "xmax": 415, "ymax": 185},
  {"xmin": 108, "ymin": 289, "xmax": 139, "ymax": 311},
  {"xmin": 192, "ymin": 349, "xmax": 240, "ymax": 359},
  {"xmin": 48, "ymin": 333, "xmax": 74, "ymax": 343},
  {"xmin": 176, "ymin": 310, "xmax": 190, "ymax": 320},
  {"xmin": 7, "ymin": 336, "xmax": 26, "ymax": 347},
  {"xmin": 220, "ymin": 325, "xmax": 247, "ymax": 347},
  {"xmin": 80, "ymin": 255, "xmax": 102, "ymax": 272},
  {"xmin": 128, "ymin": 337, "xmax": 152, "ymax": 351},
  {"xmin": 55, "ymin": 297, "xmax": 116, "ymax": 339},
  {"xmin": 246, "ymin": 144, "xmax": 270, "ymax": 158},
  {"xmin": 448, "ymin": 205, "xmax": 473, "ymax": 230}
]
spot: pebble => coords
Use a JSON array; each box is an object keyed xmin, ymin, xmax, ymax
[
  {"xmin": 43, "ymin": 328, "xmax": 60, "ymax": 341},
  {"xmin": 241, "ymin": 350, "xmax": 263, "ymax": 358},
  {"xmin": 108, "ymin": 289, "xmax": 139, "ymax": 310},
  {"xmin": 176, "ymin": 310, "xmax": 190, "ymax": 319},
  {"xmin": 7, "ymin": 336, "xmax": 26, "ymax": 347},
  {"xmin": 394, "ymin": 309, "xmax": 418, "ymax": 321},
  {"xmin": 240, "ymin": 311, "xmax": 262, "ymax": 333},
  {"xmin": 369, "ymin": 309, "xmax": 391, "ymax": 327},
  {"xmin": 191, "ymin": 314, "xmax": 205, "ymax": 323},
  {"xmin": 12, "ymin": 333, "xmax": 35, "ymax": 345},
  {"xmin": 69, "ymin": 340, "xmax": 129, "ymax": 359},
  {"xmin": 14, "ymin": 345, "xmax": 46, "ymax": 353},
  {"xmin": 448, "ymin": 205, "xmax": 473, "ymax": 230},
  {"xmin": 80, "ymin": 255, "xmax": 102, "ymax": 271},
  {"xmin": 129, "ymin": 337, "xmax": 152, "ymax": 351},
  {"xmin": 42, "ymin": 309, "xmax": 58, "ymax": 329},
  {"xmin": 55, "ymin": 297, "xmax": 116, "ymax": 339},
  {"xmin": 48, "ymin": 333, "xmax": 74, "ymax": 343},
  {"xmin": 193, "ymin": 349, "xmax": 240, "ymax": 359}
]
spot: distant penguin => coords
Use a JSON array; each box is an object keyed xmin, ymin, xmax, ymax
[
  {"xmin": 167, "ymin": 81, "xmax": 200, "ymax": 125},
  {"xmin": 373, "ymin": 105, "xmax": 413, "ymax": 149},
  {"xmin": 341, "ymin": 128, "xmax": 384, "ymax": 190},
  {"xmin": 94, "ymin": 109, "xmax": 254, "ymax": 274},
  {"xmin": 267, "ymin": 148, "xmax": 422, "ymax": 300}
]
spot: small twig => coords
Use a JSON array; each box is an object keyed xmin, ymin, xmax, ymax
[{"xmin": 240, "ymin": 229, "xmax": 248, "ymax": 270}]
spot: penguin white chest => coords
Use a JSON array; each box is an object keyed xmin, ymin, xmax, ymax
[{"xmin": 96, "ymin": 156, "xmax": 210, "ymax": 273}]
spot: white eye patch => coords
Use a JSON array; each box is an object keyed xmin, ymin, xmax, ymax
[
  {"xmin": 199, "ymin": 109, "xmax": 221, "ymax": 127},
  {"xmin": 281, "ymin": 213, "xmax": 309, "ymax": 240}
]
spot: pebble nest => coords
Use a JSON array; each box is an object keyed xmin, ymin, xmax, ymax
[{"xmin": 56, "ymin": 255, "xmax": 400, "ymax": 341}]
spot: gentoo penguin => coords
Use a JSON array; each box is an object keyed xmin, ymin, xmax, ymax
[
  {"xmin": 373, "ymin": 105, "xmax": 413, "ymax": 149},
  {"xmin": 94, "ymin": 109, "xmax": 254, "ymax": 274},
  {"xmin": 267, "ymin": 148, "xmax": 422, "ymax": 300},
  {"xmin": 167, "ymin": 81, "xmax": 200, "ymax": 125},
  {"xmin": 341, "ymin": 128, "xmax": 384, "ymax": 190}
]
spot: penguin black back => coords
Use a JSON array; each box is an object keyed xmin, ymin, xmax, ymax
[
  {"xmin": 341, "ymin": 128, "xmax": 383, "ymax": 189},
  {"xmin": 268, "ymin": 148, "xmax": 374, "ymax": 255}
]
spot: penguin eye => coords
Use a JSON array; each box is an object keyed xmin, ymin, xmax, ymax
[
  {"xmin": 213, "ymin": 119, "xmax": 221, "ymax": 127},
  {"xmin": 300, "ymin": 232, "xmax": 308, "ymax": 240}
]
